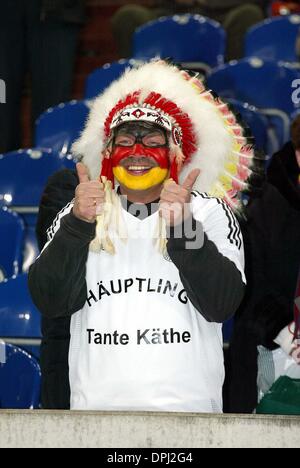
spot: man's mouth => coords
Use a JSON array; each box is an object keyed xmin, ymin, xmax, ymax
[
  {"xmin": 125, "ymin": 164, "xmax": 154, "ymax": 175},
  {"xmin": 121, "ymin": 159, "xmax": 157, "ymax": 176}
]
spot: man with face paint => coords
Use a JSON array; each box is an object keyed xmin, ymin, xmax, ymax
[
  {"xmin": 29, "ymin": 61, "xmax": 252, "ymax": 412},
  {"xmin": 112, "ymin": 122, "xmax": 170, "ymax": 193}
]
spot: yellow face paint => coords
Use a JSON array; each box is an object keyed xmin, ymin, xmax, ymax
[{"xmin": 113, "ymin": 166, "xmax": 169, "ymax": 191}]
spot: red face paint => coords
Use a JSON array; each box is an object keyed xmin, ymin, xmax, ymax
[{"xmin": 111, "ymin": 144, "xmax": 170, "ymax": 169}]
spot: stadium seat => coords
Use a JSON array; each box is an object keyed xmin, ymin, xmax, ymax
[
  {"xmin": 0, "ymin": 149, "xmax": 70, "ymax": 271},
  {"xmin": 245, "ymin": 15, "xmax": 300, "ymax": 63},
  {"xmin": 35, "ymin": 100, "xmax": 90, "ymax": 158},
  {"xmin": 0, "ymin": 342, "xmax": 41, "ymax": 409},
  {"xmin": 0, "ymin": 209, "xmax": 25, "ymax": 281},
  {"xmin": 85, "ymin": 60, "xmax": 139, "ymax": 100},
  {"xmin": 207, "ymin": 58, "xmax": 300, "ymax": 148},
  {"xmin": 0, "ymin": 274, "xmax": 41, "ymax": 339},
  {"xmin": 133, "ymin": 15, "xmax": 226, "ymax": 73},
  {"xmin": 0, "ymin": 149, "xmax": 68, "ymax": 209}
]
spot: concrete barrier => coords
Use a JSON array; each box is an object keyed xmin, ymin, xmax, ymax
[{"xmin": 0, "ymin": 410, "xmax": 299, "ymax": 448}]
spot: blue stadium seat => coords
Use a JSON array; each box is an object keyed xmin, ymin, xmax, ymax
[
  {"xmin": 0, "ymin": 149, "xmax": 70, "ymax": 271},
  {"xmin": 207, "ymin": 58, "xmax": 300, "ymax": 114},
  {"xmin": 0, "ymin": 274, "xmax": 41, "ymax": 339},
  {"xmin": 245, "ymin": 15, "xmax": 300, "ymax": 63},
  {"xmin": 0, "ymin": 149, "xmax": 68, "ymax": 209},
  {"xmin": 0, "ymin": 209, "xmax": 25, "ymax": 281},
  {"xmin": 0, "ymin": 343, "xmax": 41, "ymax": 409},
  {"xmin": 85, "ymin": 60, "xmax": 139, "ymax": 100},
  {"xmin": 35, "ymin": 100, "xmax": 89, "ymax": 158},
  {"xmin": 207, "ymin": 58, "xmax": 300, "ymax": 148},
  {"xmin": 133, "ymin": 15, "xmax": 226, "ymax": 72}
]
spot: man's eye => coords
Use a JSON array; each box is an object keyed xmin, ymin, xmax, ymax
[
  {"xmin": 144, "ymin": 136, "xmax": 166, "ymax": 146},
  {"xmin": 116, "ymin": 137, "xmax": 134, "ymax": 146}
]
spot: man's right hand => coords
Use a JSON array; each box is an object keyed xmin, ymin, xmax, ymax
[{"xmin": 73, "ymin": 163, "xmax": 105, "ymax": 224}]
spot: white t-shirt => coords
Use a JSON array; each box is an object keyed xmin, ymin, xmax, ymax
[
  {"xmin": 63, "ymin": 194, "xmax": 245, "ymax": 413},
  {"xmin": 47, "ymin": 192, "xmax": 245, "ymax": 413}
]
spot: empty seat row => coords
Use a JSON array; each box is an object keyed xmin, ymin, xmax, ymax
[
  {"xmin": 35, "ymin": 60, "xmax": 300, "ymax": 158},
  {"xmin": 85, "ymin": 14, "xmax": 300, "ymax": 100},
  {"xmin": 206, "ymin": 58, "xmax": 300, "ymax": 149},
  {"xmin": 133, "ymin": 14, "xmax": 300, "ymax": 72}
]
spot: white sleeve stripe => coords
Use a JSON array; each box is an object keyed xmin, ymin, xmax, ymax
[
  {"xmin": 218, "ymin": 200, "xmax": 242, "ymax": 250},
  {"xmin": 46, "ymin": 200, "xmax": 74, "ymax": 242},
  {"xmin": 37, "ymin": 201, "xmax": 74, "ymax": 259},
  {"xmin": 191, "ymin": 191, "xmax": 243, "ymax": 250}
]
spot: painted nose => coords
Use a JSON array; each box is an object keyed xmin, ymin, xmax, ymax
[{"xmin": 130, "ymin": 144, "xmax": 145, "ymax": 155}]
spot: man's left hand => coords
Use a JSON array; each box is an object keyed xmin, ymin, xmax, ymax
[{"xmin": 159, "ymin": 169, "xmax": 200, "ymax": 226}]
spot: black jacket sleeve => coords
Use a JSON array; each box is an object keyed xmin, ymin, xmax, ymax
[
  {"xmin": 36, "ymin": 169, "xmax": 79, "ymax": 251},
  {"xmin": 250, "ymin": 294, "xmax": 293, "ymax": 349},
  {"xmin": 29, "ymin": 211, "xmax": 95, "ymax": 319},
  {"xmin": 167, "ymin": 217, "xmax": 246, "ymax": 324}
]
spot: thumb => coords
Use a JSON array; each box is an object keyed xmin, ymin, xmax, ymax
[
  {"xmin": 182, "ymin": 169, "xmax": 201, "ymax": 191},
  {"xmin": 76, "ymin": 162, "xmax": 90, "ymax": 184}
]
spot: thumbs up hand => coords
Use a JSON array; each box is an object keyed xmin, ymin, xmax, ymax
[
  {"xmin": 73, "ymin": 163, "xmax": 105, "ymax": 224},
  {"xmin": 159, "ymin": 169, "xmax": 200, "ymax": 227}
]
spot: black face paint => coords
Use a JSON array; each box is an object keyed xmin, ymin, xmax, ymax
[{"xmin": 113, "ymin": 122, "xmax": 169, "ymax": 148}]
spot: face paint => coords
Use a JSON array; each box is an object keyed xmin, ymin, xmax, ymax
[
  {"xmin": 111, "ymin": 123, "xmax": 170, "ymax": 190},
  {"xmin": 113, "ymin": 166, "xmax": 169, "ymax": 191},
  {"xmin": 112, "ymin": 145, "xmax": 170, "ymax": 169},
  {"xmin": 112, "ymin": 145, "xmax": 169, "ymax": 190}
]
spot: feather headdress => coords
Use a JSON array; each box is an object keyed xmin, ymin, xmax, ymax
[{"xmin": 72, "ymin": 61, "xmax": 256, "ymax": 253}]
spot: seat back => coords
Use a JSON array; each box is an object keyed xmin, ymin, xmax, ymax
[
  {"xmin": 35, "ymin": 100, "xmax": 90, "ymax": 157},
  {"xmin": 0, "ymin": 149, "xmax": 69, "ymax": 273},
  {"xmin": 245, "ymin": 15, "xmax": 300, "ymax": 63},
  {"xmin": 0, "ymin": 274, "xmax": 41, "ymax": 339},
  {"xmin": 0, "ymin": 209, "xmax": 25, "ymax": 281},
  {"xmin": 0, "ymin": 149, "xmax": 68, "ymax": 209},
  {"xmin": 133, "ymin": 14, "xmax": 225, "ymax": 69},
  {"xmin": 85, "ymin": 60, "xmax": 139, "ymax": 100},
  {"xmin": 0, "ymin": 342, "xmax": 41, "ymax": 409}
]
